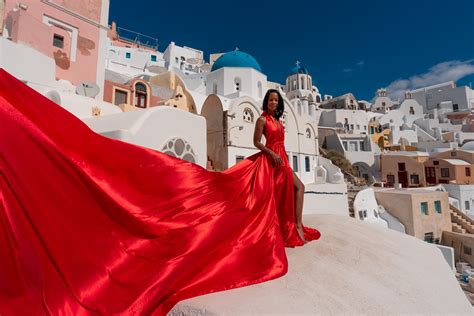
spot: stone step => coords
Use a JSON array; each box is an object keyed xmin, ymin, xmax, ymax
[{"xmin": 452, "ymin": 223, "xmax": 466, "ymax": 234}]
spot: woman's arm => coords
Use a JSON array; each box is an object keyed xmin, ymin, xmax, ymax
[{"xmin": 253, "ymin": 117, "xmax": 282, "ymax": 166}]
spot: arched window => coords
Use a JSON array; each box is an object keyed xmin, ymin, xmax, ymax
[
  {"xmin": 243, "ymin": 107, "xmax": 254, "ymax": 123},
  {"xmin": 316, "ymin": 95, "xmax": 321, "ymax": 103},
  {"xmin": 134, "ymin": 82, "xmax": 147, "ymax": 108},
  {"xmin": 308, "ymin": 103, "xmax": 313, "ymax": 116},
  {"xmin": 306, "ymin": 128, "xmax": 312, "ymax": 138},
  {"xmin": 292, "ymin": 79, "xmax": 297, "ymax": 90},
  {"xmin": 281, "ymin": 112, "xmax": 287, "ymax": 128},
  {"xmin": 234, "ymin": 77, "xmax": 241, "ymax": 91},
  {"xmin": 257, "ymin": 81, "xmax": 262, "ymax": 98},
  {"xmin": 213, "ymin": 82, "xmax": 218, "ymax": 94},
  {"xmin": 161, "ymin": 138, "xmax": 196, "ymax": 163},
  {"xmin": 308, "ymin": 77, "xmax": 311, "ymax": 89},
  {"xmin": 301, "ymin": 77, "xmax": 305, "ymax": 90}
]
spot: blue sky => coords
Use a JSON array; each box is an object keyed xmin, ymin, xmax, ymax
[{"xmin": 109, "ymin": 0, "xmax": 474, "ymax": 101}]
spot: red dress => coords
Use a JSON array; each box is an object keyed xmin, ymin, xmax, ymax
[
  {"xmin": 0, "ymin": 70, "xmax": 319, "ymax": 315},
  {"xmin": 224, "ymin": 111, "xmax": 320, "ymax": 246}
]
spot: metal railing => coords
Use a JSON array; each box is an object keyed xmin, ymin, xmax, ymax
[{"xmin": 116, "ymin": 26, "xmax": 159, "ymax": 50}]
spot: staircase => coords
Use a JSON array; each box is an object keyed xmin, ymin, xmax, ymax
[
  {"xmin": 347, "ymin": 186, "xmax": 362, "ymax": 218},
  {"xmin": 450, "ymin": 205, "xmax": 474, "ymax": 234}
]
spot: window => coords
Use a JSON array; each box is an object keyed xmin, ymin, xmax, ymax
[
  {"xmin": 305, "ymin": 156, "xmax": 310, "ymax": 172},
  {"xmin": 53, "ymin": 34, "xmax": 64, "ymax": 48},
  {"xmin": 134, "ymin": 82, "xmax": 147, "ymax": 108},
  {"xmin": 398, "ymin": 163, "xmax": 406, "ymax": 171},
  {"xmin": 434, "ymin": 200, "xmax": 441, "ymax": 214},
  {"xmin": 441, "ymin": 168, "xmax": 450, "ymax": 178},
  {"xmin": 236, "ymin": 155, "xmax": 245, "ymax": 163},
  {"xmin": 424, "ymin": 232, "xmax": 434, "ymax": 243},
  {"xmin": 342, "ymin": 141, "xmax": 348, "ymax": 151},
  {"xmin": 453, "ymin": 104, "xmax": 459, "ymax": 112},
  {"xmin": 360, "ymin": 141, "xmax": 365, "ymax": 151},
  {"xmin": 175, "ymin": 57, "xmax": 179, "ymax": 63},
  {"xmin": 356, "ymin": 124, "xmax": 360, "ymax": 130},
  {"xmin": 433, "ymin": 160, "xmax": 439, "ymax": 165},
  {"xmin": 281, "ymin": 113, "xmax": 287, "ymax": 128},
  {"xmin": 125, "ymin": 52, "xmax": 131, "ymax": 59},
  {"xmin": 293, "ymin": 155, "xmax": 298, "ymax": 172},
  {"xmin": 151, "ymin": 55, "xmax": 157, "ymax": 62},
  {"xmin": 451, "ymin": 151, "xmax": 456, "ymax": 157},
  {"xmin": 382, "ymin": 102, "xmax": 386, "ymax": 106},
  {"xmin": 410, "ymin": 174, "xmax": 420, "ymax": 185},
  {"xmin": 113, "ymin": 89, "xmax": 128, "ymax": 105},
  {"xmin": 243, "ymin": 108, "xmax": 254, "ymax": 123},
  {"xmin": 409, "ymin": 106, "xmax": 414, "ymax": 115},
  {"xmin": 466, "ymin": 167, "xmax": 471, "ymax": 177},
  {"xmin": 464, "ymin": 246, "xmax": 472, "ymax": 256},
  {"xmin": 234, "ymin": 78, "xmax": 241, "ymax": 91},
  {"xmin": 257, "ymin": 81, "xmax": 262, "ymax": 98},
  {"xmin": 370, "ymin": 126, "xmax": 375, "ymax": 134},
  {"xmin": 306, "ymin": 128, "xmax": 311, "ymax": 139},
  {"xmin": 420, "ymin": 202, "xmax": 428, "ymax": 215},
  {"xmin": 387, "ymin": 174, "xmax": 395, "ymax": 184},
  {"xmin": 465, "ymin": 201, "xmax": 470, "ymax": 210}
]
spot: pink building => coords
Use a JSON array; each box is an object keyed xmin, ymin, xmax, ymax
[{"xmin": 1, "ymin": 0, "xmax": 109, "ymax": 98}]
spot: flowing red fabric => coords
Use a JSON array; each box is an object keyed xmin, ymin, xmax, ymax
[{"xmin": 0, "ymin": 69, "xmax": 320, "ymax": 315}]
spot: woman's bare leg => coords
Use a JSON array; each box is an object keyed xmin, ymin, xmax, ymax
[{"xmin": 292, "ymin": 172, "xmax": 306, "ymax": 242}]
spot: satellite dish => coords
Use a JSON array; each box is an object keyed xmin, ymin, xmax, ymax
[
  {"xmin": 76, "ymin": 82, "xmax": 100, "ymax": 98},
  {"xmin": 187, "ymin": 58, "xmax": 201, "ymax": 65}
]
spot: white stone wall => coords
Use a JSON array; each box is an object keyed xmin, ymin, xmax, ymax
[
  {"xmin": 443, "ymin": 183, "xmax": 474, "ymax": 218},
  {"xmin": 303, "ymin": 183, "xmax": 349, "ymax": 215},
  {"xmin": 0, "ymin": 37, "xmax": 56, "ymax": 86},
  {"xmin": 354, "ymin": 188, "xmax": 388, "ymax": 227},
  {"xmin": 398, "ymin": 99, "xmax": 424, "ymax": 118},
  {"xmin": 412, "ymin": 84, "xmax": 474, "ymax": 114},
  {"xmin": 205, "ymin": 67, "xmax": 267, "ymax": 100},
  {"xmin": 83, "ymin": 107, "xmax": 207, "ymax": 167},
  {"xmin": 320, "ymin": 109, "xmax": 370, "ymax": 134},
  {"xmin": 163, "ymin": 42, "xmax": 204, "ymax": 74},
  {"xmin": 106, "ymin": 41, "xmax": 165, "ymax": 76}
]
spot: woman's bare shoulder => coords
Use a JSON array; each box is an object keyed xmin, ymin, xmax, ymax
[{"xmin": 256, "ymin": 116, "xmax": 266, "ymax": 125}]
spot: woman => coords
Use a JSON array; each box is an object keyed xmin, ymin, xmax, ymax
[
  {"xmin": 252, "ymin": 89, "xmax": 320, "ymax": 245},
  {"xmin": 0, "ymin": 70, "xmax": 318, "ymax": 315}
]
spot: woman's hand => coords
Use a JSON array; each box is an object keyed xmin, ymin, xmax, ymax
[{"xmin": 270, "ymin": 151, "xmax": 283, "ymax": 167}]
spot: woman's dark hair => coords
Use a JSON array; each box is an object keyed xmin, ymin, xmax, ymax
[{"xmin": 262, "ymin": 89, "xmax": 285, "ymax": 120}]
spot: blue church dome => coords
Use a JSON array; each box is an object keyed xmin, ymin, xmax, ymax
[
  {"xmin": 211, "ymin": 50, "xmax": 262, "ymax": 72},
  {"xmin": 290, "ymin": 63, "xmax": 309, "ymax": 75}
]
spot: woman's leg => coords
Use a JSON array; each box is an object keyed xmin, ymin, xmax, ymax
[{"xmin": 292, "ymin": 172, "xmax": 306, "ymax": 242}]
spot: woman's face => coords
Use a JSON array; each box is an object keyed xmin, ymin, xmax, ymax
[{"xmin": 267, "ymin": 92, "xmax": 279, "ymax": 112}]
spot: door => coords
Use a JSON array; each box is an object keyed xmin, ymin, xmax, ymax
[
  {"xmin": 398, "ymin": 171, "xmax": 408, "ymax": 187},
  {"xmin": 425, "ymin": 167, "xmax": 436, "ymax": 185}
]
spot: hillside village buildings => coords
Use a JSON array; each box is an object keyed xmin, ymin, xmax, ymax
[{"xmin": 3, "ymin": 0, "xmax": 474, "ymax": 297}]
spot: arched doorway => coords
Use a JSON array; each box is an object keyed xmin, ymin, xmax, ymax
[
  {"xmin": 134, "ymin": 82, "xmax": 148, "ymax": 108},
  {"xmin": 201, "ymin": 95, "xmax": 227, "ymax": 171}
]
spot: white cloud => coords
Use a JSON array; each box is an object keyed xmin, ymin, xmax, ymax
[
  {"xmin": 385, "ymin": 60, "xmax": 474, "ymax": 100},
  {"xmin": 342, "ymin": 60, "xmax": 365, "ymax": 73}
]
